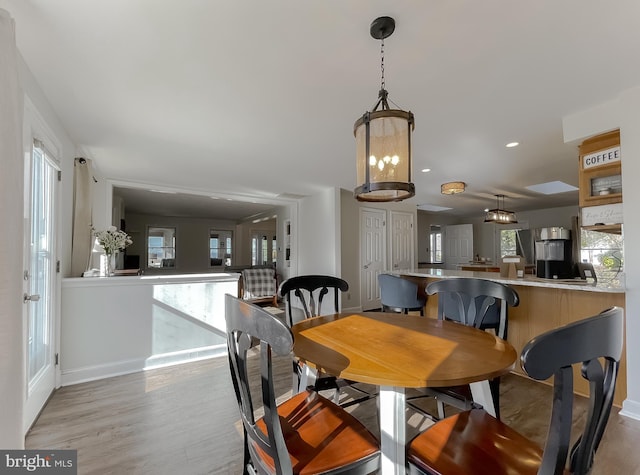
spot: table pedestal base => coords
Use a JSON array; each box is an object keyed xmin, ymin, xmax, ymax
[{"xmin": 380, "ymin": 386, "xmax": 406, "ymax": 474}]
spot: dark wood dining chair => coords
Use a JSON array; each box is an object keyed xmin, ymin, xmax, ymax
[
  {"xmin": 225, "ymin": 294, "xmax": 380, "ymax": 475},
  {"xmin": 378, "ymin": 274, "xmax": 426, "ymax": 315},
  {"xmin": 407, "ymin": 306, "xmax": 624, "ymax": 475},
  {"xmin": 279, "ymin": 275, "xmax": 374, "ymax": 407},
  {"xmin": 279, "ymin": 275, "xmax": 349, "ymax": 327},
  {"xmin": 418, "ymin": 278, "xmax": 519, "ymax": 419}
]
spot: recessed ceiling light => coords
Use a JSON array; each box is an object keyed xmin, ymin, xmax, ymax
[
  {"xmin": 526, "ymin": 181, "xmax": 578, "ymax": 195},
  {"xmin": 506, "ymin": 142, "xmax": 519, "ymax": 148},
  {"xmin": 421, "ymin": 168, "xmax": 431, "ymax": 173}
]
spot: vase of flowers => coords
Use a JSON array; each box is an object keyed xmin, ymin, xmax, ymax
[{"xmin": 93, "ymin": 226, "xmax": 133, "ymax": 276}]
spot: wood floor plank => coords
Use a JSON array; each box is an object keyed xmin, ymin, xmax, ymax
[{"xmin": 26, "ymin": 354, "xmax": 640, "ymax": 474}]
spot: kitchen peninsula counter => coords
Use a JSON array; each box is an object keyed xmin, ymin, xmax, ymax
[
  {"xmin": 396, "ymin": 268, "xmax": 627, "ymax": 406},
  {"xmin": 399, "ymin": 268, "xmax": 624, "ymax": 293}
]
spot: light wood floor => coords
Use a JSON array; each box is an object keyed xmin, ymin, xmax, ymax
[{"xmin": 27, "ymin": 354, "xmax": 640, "ymax": 474}]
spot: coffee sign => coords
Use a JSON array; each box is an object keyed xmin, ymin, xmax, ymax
[{"xmin": 583, "ymin": 146, "xmax": 621, "ymax": 169}]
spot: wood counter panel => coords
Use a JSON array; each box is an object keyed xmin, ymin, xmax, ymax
[{"xmin": 414, "ymin": 276, "xmax": 626, "ymax": 406}]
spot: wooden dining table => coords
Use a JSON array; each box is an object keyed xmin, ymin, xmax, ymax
[{"xmin": 291, "ymin": 311, "xmax": 517, "ymax": 475}]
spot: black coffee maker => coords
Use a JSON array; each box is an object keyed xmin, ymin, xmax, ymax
[{"xmin": 535, "ymin": 227, "xmax": 573, "ymax": 279}]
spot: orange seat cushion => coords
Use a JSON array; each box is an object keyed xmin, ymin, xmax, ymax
[
  {"xmin": 253, "ymin": 390, "xmax": 379, "ymax": 474},
  {"xmin": 407, "ymin": 409, "xmax": 557, "ymax": 475}
]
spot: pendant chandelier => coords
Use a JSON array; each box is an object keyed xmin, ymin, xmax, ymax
[
  {"xmin": 354, "ymin": 16, "xmax": 415, "ymax": 202},
  {"xmin": 484, "ymin": 194, "xmax": 518, "ymax": 224}
]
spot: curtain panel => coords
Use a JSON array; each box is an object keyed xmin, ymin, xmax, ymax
[{"xmin": 71, "ymin": 157, "xmax": 94, "ymax": 276}]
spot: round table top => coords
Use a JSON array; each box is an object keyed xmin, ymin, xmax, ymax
[{"xmin": 292, "ymin": 312, "xmax": 517, "ymax": 388}]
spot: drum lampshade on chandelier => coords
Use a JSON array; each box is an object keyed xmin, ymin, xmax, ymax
[{"xmin": 354, "ymin": 16, "xmax": 415, "ymax": 202}]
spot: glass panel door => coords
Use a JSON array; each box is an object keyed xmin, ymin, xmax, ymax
[{"xmin": 24, "ymin": 142, "xmax": 58, "ymax": 430}]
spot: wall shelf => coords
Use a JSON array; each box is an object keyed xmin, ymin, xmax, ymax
[
  {"xmin": 578, "ymin": 130, "xmax": 622, "ymax": 235},
  {"xmin": 578, "ymin": 130, "xmax": 622, "ymax": 208}
]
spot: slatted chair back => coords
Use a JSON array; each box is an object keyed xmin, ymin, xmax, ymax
[
  {"xmin": 378, "ymin": 274, "xmax": 427, "ymax": 315},
  {"xmin": 407, "ymin": 306, "xmax": 624, "ymax": 475},
  {"xmin": 225, "ymin": 294, "xmax": 294, "ymax": 474},
  {"xmin": 278, "ymin": 275, "xmax": 348, "ymax": 327},
  {"xmin": 426, "ymin": 277, "xmax": 519, "ymax": 339},
  {"xmin": 521, "ymin": 306, "xmax": 623, "ymax": 474},
  {"xmin": 225, "ymin": 294, "xmax": 380, "ymax": 475}
]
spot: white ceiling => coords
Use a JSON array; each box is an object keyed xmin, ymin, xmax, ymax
[
  {"xmin": 113, "ymin": 186, "xmax": 280, "ymax": 221},
  {"xmin": 4, "ymin": 0, "xmax": 640, "ymax": 219}
]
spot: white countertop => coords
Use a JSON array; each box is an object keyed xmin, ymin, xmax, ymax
[{"xmin": 396, "ymin": 268, "xmax": 625, "ymax": 293}]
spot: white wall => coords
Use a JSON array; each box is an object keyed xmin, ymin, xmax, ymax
[
  {"xmin": 470, "ymin": 205, "xmax": 579, "ymax": 263},
  {"xmin": 298, "ymin": 188, "xmax": 340, "ymax": 276},
  {"xmin": 416, "ymin": 205, "xmax": 578, "ymax": 269},
  {"xmin": 563, "ymin": 87, "xmax": 640, "ymax": 420},
  {"xmin": 416, "ymin": 211, "xmax": 464, "ymax": 263},
  {"xmin": 273, "ymin": 204, "xmax": 295, "ymax": 282},
  {"xmin": 61, "ymin": 275, "xmax": 238, "ymax": 385},
  {"xmin": 340, "ymin": 188, "xmax": 418, "ymax": 310},
  {"xmin": 1, "ymin": 9, "xmax": 25, "ymax": 447},
  {"xmin": 236, "ymin": 217, "xmax": 277, "ymax": 267},
  {"xmin": 125, "ymin": 212, "xmax": 242, "ymax": 274},
  {"xmin": 1, "ymin": 9, "xmax": 78, "ymax": 444}
]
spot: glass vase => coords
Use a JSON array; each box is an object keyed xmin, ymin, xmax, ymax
[{"xmin": 105, "ymin": 253, "xmax": 116, "ymax": 276}]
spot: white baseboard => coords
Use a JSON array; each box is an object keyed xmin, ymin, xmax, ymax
[
  {"xmin": 144, "ymin": 345, "xmax": 226, "ymax": 370},
  {"xmin": 620, "ymin": 398, "xmax": 640, "ymax": 421},
  {"xmin": 60, "ymin": 345, "xmax": 227, "ymax": 386},
  {"xmin": 341, "ymin": 305, "xmax": 363, "ymax": 314},
  {"xmin": 61, "ymin": 358, "xmax": 145, "ymax": 386}
]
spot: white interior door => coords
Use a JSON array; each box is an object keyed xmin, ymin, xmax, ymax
[
  {"xmin": 390, "ymin": 211, "xmax": 414, "ymax": 271},
  {"xmin": 23, "ymin": 141, "xmax": 59, "ymax": 431},
  {"xmin": 360, "ymin": 208, "xmax": 386, "ymax": 311},
  {"xmin": 444, "ymin": 224, "xmax": 473, "ymax": 270}
]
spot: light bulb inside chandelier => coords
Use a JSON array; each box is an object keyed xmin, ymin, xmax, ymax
[{"xmin": 354, "ymin": 16, "xmax": 415, "ymax": 202}]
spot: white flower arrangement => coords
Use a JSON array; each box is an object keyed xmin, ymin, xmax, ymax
[{"xmin": 93, "ymin": 226, "xmax": 133, "ymax": 255}]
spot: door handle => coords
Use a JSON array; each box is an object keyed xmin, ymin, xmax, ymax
[
  {"xmin": 363, "ymin": 262, "xmax": 372, "ymax": 269},
  {"xmin": 23, "ymin": 293, "xmax": 41, "ymax": 303}
]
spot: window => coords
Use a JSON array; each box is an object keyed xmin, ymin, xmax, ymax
[
  {"xmin": 210, "ymin": 229, "xmax": 232, "ymax": 267},
  {"xmin": 500, "ymin": 229, "xmax": 518, "ymax": 257},
  {"xmin": 251, "ymin": 234, "xmax": 266, "ymax": 266},
  {"xmin": 147, "ymin": 227, "xmax": 175, "ymax": 268},
  {"xmin": 580, "ymin": 229, "xmax": 623, "ymax": 281},
  {"xmin": 251, "ymin": 233, "xmax": 277, "ymax": 266},
  {"xmin": 272, "ymin": 235, "xmax": 277, "ymax": 263},
  {"xmin": 429, "ymin": 226, "xmax": 442, "ymax": 263}
]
